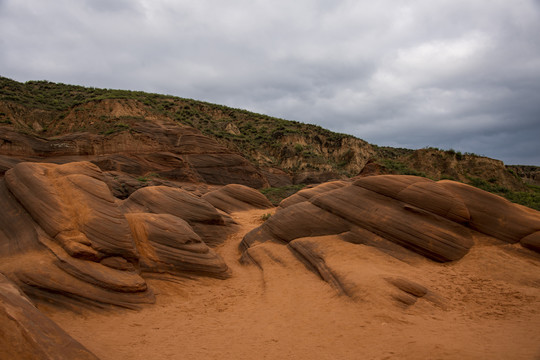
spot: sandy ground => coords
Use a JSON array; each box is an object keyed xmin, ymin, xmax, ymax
[{"xmin": 42, "ymin": 209, "xmax": 540, "ymax": 360}]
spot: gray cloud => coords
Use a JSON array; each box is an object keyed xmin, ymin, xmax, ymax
[{"xmin": 1, "ymin": 0, "xmax": 539, "ymax": 164}]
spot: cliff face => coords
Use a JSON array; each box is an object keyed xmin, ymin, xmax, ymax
[
  {"xmin": 0, "ymin": 98, "xmax": 270, "ymax": 193},
  {"xmin": 399, "ymin": 148, "xmax": 527, "ymax": 190},
  {"xmin": 507, "ymin": 165, "xmax": 540, "ymax": 186}
]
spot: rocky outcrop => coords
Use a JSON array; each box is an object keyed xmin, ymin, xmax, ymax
[
  {"xmin": 241, "ymin": 175, "xmax": 540, "ymax": 300},
  {"xmin": 438, "ymin": 180, "xmax": 540, "ymax": 244},
  {"xmin": 260, "ymin": 167, "xmax": 292, "ymax": 187},
  {"xmin": 278, "ymin": 180, "xmax": 348, "ymax": 208},
  {"xmin": 0, "ymin": 161, "xmax": 245, "ymax": 309},
  {"xmin": 371, "ymin": 148, "xmax": 529, "ymax": 192},
  {"xmin": 0, "ymin": 107, "xmax": 269, "ymax": 190},
  {"xmin": 507, "ymin": 165, "xmax": 540, "ymax": 186},
  {"xmin": 521, "ymin": 231, "xmax": 540, "ymax": 252}
]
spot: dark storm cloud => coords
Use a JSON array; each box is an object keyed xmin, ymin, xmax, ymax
[{"xmin": 1, "ymin": 0, "xmax": 539, "ymax": 164}]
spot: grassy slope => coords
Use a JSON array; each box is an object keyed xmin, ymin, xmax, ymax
[{"xmin": 1, "ymin": 76, "xmax": 538, "ymax": 210}]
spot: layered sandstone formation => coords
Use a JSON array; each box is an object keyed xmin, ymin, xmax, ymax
[
  {"xmin": 0, "ymin": 161, "xmax": 272, "ymax": 310},
  {"xmin": 0, "ymin": 163, "xmax": 539, "ymax": 358},
  {"xmin": 241, "ymin": 175, "xmax": 540, "ymax": 302},
  {"xmin": 0, "ymin": 99, "xmax": 270, "ymax": 191}
]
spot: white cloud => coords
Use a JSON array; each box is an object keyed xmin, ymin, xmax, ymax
[{"xmin": 1, "ymin": 0, "xmax": 540, "ymax": 164}]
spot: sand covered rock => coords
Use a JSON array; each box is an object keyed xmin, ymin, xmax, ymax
[
  {"xmin": 354, "ymin": 175, "xmax": 471, "ymax": 224},
  {"xmin": 520, "ymin": 231, "xmax": 540, "ymax": 252},
  {"xmin": 122, "ymin": 185, "xmax": 225, "ymax": 225},
  {"xmin": 249, "ymin": 177, "xmax": 474, "ymax": 262},
  {"xmin": 5, "ymin": 161, "xmax": 139, "ymax": 260}
]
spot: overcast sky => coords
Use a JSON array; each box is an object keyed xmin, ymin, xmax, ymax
[{"xmin": 1, "ymin": 0, "xmax": 539, "ymax": 165}]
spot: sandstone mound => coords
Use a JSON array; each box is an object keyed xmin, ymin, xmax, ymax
[
  {"xmin": 278, "ymin": 180, "xmax": 348, "ymax": 208},
  {"xmin": 121, "ymin": 185, "xmax": 238, "ymax": 247},
  {"xmin": 202, "ymin": 184, "xmax": 273, "ymax": 213},
  {"xmin": 125, "ymin": 213, "xmax": 230, "ymax": 278},
  {"xmin": 241, "ymin": 175, "xmax": 540, "ymax": 303},
  {"xmin": 0, "ymin": 161, "xmax": 249, "ymax": 309}
]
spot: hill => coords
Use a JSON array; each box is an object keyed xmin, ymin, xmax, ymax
[
  {"xmin": 1, "ymin": 76, "xmax": 539, "ymax": 209},
  {"xmin": 0, "ymin": 76, "xmax": 539, "ymax": 359}
]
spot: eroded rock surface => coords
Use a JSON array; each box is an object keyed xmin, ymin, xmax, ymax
[
  {"xmin": 0, "ymin": 161, "xmax": 244, "ymax": 309},
  {"xmin": 0, "ymin": 118, "xmax": 269, "ymax": 192},
  {"xmin": 241, "ymin": 175, "xmax": 540, "ymax": 304}
]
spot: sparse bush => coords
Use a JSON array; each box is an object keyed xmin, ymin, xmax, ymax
[
  {"xmin": 381, "ymin": 159, "xmax": 428, "ymax": 178},
  {"xmin": 260, "ymin": 184, "xmax": 306, "ymax": 206},
  {"xmin": 260, "ymin": 213, "xmax": 272, "ymax": 221}
]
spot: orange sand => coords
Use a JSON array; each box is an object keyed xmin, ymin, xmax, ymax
[{"xmin": 42, "ymin": 209, "xmax": 540, "ymax": 360}]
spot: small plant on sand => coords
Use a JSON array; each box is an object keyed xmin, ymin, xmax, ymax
[
  {"xmin": 136, "ymin": 173, "xmax": 159, "ymax": 183},
  {"xmin": 260, "ymin": 213, "xmax": 272, "ymax": 221}
]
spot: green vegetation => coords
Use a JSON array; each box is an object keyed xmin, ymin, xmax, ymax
[
  {"xmin": 136, "ymin": 173, "xmax": 159, "ymax": 183},
  {"xmin": 1, "ymin": 76, "xmax": 538, "ymax": 211},
  {"xmin": 447, "ymin": 148, "xmax": 463, "ymax": 160},
  {"xmin": 0, "ymin": 76, "xmax": 357, "ymax": 171},
  {"xmin": 260, "ymin": 213, "xmax": 272, "ymax": 221},
  {"xmin": 466, "ymin": 176, "xmax": 540, "ymax": 210},
  {"xmin": 102, "ymin": 122, "xmax": 131, "ymax": 135},
  {"xmin": 260, "ymin": 184, "xmax": 306, "ymax": 206},
  {"xmin": 502, "ymin": 185, "xmax": 540, "ymax": 211},
  {"xmin": 381, "ymin": 159, "xmax": 428, "ymax": 178}
]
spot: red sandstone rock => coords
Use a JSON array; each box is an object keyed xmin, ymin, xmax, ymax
[
  {"xmin": 202, "ymin": 184, "xmax": 273, "ymax": 213},
  {"xmin": 0, "ymin": 273, "xmax": 99, "ymax": 360},
  {"xmin": 242, "ymin": 175, "xmax": 540, "ymax": 268},
  {"xmin": 0, "ymin": 161, "xmax": 235, "ymax": 309}
]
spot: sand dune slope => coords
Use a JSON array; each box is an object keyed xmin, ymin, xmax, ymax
[{"xmin": 43, "ymin": 208, "xmax": 540, "ymax": 360}]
